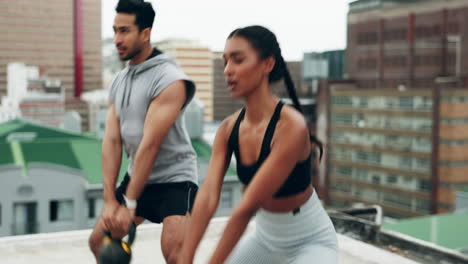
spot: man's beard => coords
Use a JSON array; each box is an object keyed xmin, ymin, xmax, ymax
[{"xmin": 120, "ymin": 46, "xmax": 142, "ymax": 61}]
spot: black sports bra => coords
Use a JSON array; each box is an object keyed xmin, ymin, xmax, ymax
[{"xmin": 228, "ymin": 101, "xmax": 312, "ymax": 198}]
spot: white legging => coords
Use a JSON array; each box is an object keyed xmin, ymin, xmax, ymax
[{"xmin": 226, "ymin": 190, "xmax": 339, "ymax": 264}]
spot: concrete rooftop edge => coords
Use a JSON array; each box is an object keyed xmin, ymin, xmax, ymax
[{"xmin": 0, "ymin": 217, "xmax": 422, "ymax": 264}]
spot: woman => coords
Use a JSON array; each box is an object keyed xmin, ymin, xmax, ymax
[{"xmin": 179, "ymin": 25, "xmax": 338, "ymax": 264}]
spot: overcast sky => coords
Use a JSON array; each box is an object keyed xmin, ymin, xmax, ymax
[{"xmin": 102, "ymin": 1, "xmax": 353, "ymax": 60}]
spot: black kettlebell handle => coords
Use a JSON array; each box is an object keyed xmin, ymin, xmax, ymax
[{"xmin": 103, "ymin": 222, "xmax": 137, "ymax": 246}]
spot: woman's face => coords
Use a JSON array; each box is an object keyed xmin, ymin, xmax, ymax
[{"xmin": 223, "ymin": 36, "xmax": 271, "ymax": 98}]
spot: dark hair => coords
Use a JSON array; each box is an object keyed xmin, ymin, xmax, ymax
[
  {"xmin": 228, "ymin": 25, "xmax": 323, "ymax": 160},
  {"xmin": 115, "ymin": 0, "xmax": 155, "ymax": 32}
]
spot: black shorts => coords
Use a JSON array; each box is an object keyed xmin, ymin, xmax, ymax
[{"xmin": 115, "ymin": 174, "xmax": 198, "ymax": 223}]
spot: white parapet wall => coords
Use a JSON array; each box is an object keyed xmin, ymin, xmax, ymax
[{"xmin": 0, "ymin": 217, "xmax": 421, "ymax": 264}]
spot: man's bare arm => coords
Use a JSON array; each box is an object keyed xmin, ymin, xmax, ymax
[
  {"xmin": 125, "ymin": 80, "xmax": 187, "ymax": 201},
  {"xmin": 102, "ymin": 103, "xmax": 123, "ymax": 203}
]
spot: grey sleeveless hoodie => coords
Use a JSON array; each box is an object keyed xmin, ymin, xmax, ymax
[{"xmin": 109, "ymin": 53, "xmax": 197, "ymax": 184}]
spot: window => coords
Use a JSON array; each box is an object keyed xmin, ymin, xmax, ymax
[
  {"xmin": 415, "ymin": 158, "xmax": 431, "ymax": 172},
  {"xmin": 372, "ymin": 175, "xmax": 381, "ymax": 185},
  {"xmin": 383, "ymin": 193, "xmax": 412, "ymax": 209},
  {"xmin": 355, "ymin": 169, "xmax": 368, "ymax": 182},
  {"xmin": 399, "ymin": 97, "xmax": 413, "ymax": 110},
  {"xmin": 418, "ymin": 180, "xmax": 431, "ymax": 192},
  {"xmin": 332, "ymin": 113, "xmax": 353, "ymax": 125},
  {"xmin": 368, "ymin": 153, "xmax": 381, "ymax": 164},
  {"xmin": 336, "ymin": 166, "xmax": 352, "ymax": 177},
  {"xmin": 331, "ymin": 182, "xmax": 351, "ymax": 193},
  {"xmin": 88, "ymin": 198, "xmax": 104, "ymax": 219},
  {"xmin": 50, "ymin": 200, "xmax": 74, "ymax": 222},
  {"xmin": 399, "ymin": 157, "xmax": 412, "ymax": 169},
  {"xmin": 220, "ymin": 188, "xmax": 233, "ymax": 209},
  {"xmin": 13, "ymin": 202, "xmax": 37, "ymax": 235},
  {"xmin": 331, "ymin": 96, "xmax": 352, "ymax": 107},
  {"xmin": 387, "ymin": 175, "xmax": 398, "ymax": 184},
  {"xmin": 356, "ymin": 151, "xmax": 368, "ymax": 162},
  {"xmin": 416, "ymin": 199, "xmax": 431, "ymax": 212},
  {"xmin": 359, "ymin": 97, "xmax": 368, "ymax": 108},
  {"xmin": 88, "ymin": 198, "xmax": 95, "ymax": 219}
]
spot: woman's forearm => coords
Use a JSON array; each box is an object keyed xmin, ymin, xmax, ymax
[
  {"xmin": 208, "ymin": 207, "xmax": 255, "ymax": 264},
  {"xmin": 181, "ymin": 187, "xmax": 219, "ymax": 262}
]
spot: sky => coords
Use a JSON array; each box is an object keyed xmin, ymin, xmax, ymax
[{"xmin": 102, "ymin": 1, "xmax": 354, "ymax": 61}]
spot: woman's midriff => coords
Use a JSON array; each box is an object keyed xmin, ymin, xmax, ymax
[{"xmin": 260, "ymin": 185, "xmax": 313, "ymax": 213}]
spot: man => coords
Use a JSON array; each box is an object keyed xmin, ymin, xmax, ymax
[{"xmin": 88, "ymin": 1, "xmax": 197, "ymax": 263}]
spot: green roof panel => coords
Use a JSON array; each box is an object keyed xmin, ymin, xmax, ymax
[
  {"xmin": 70, "ymin": 140, "xmax": 129, "ymax": 184},
  {"xmin": 0, "ymin": 119, "xmax": 92, "ymax": 142},
  {"xmin": 0, "ymin": 143, "xmax": 14, "ymax": 165},
  {"xmin": 191, "ymin": 139, "xmax": 212, "ymax": 160},
  {"xmin": 191, "ymin": 138, "xmax": 237, "ymax": 177},
  {"xmin": 21, "ymin": 142, "xmax": 81, "ymax": 169},
  {"xmin": 383, "ymin": 212, "xmax": 468, "ymax": 250},
  {"xmin": 1, "ymin": 120, "xmax": 236, "ymax": 183},
  {"xmin": 0, "ymin": 121, "xmax": 24, "ymax": 138}
]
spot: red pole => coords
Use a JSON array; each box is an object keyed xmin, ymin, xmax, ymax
[{"xmin": 74, "ymin": 0, "xmax": 83, "ymax": 98}]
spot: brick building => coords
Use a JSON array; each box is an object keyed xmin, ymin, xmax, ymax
[
  {"xmin": 317, "ymin": 0, "xmax": 468, "ymax": 218},
  {"xmin": 346, "ymin": 0, "xmax": 468, "ymax": 89},
  {"xmin": 1, "ymin": 0, "xmax": 102, "ymax": 130}
]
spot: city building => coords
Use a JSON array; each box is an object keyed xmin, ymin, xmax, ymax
[
  {"xmin": 456, "ymin": 187, "xmax": 468, "ymax": 212},
  {"xmin": 318, "ymin": 82, "xmax": 468, "ymax": 218},
  {"xmin": 347, "ymin": 0, "xmax": 468, "ymax": 89},
  {"xmin": 0, "ymin": 97, "xmax": 21, "ymax": 123},
  {"xmin": 81, "ymin": 89, "xmax": 109, "ymax": 138},
  {"xmin": 0, "ymin": 119, "xmax": 240, "ymax": 237},
  {"xmin": 155, "ymin": 39, "xmax": 214, "ymax": 121},
  {"xmin": 3, "ymin": 62, "xmax": 66, "ymax": 128},
  {"xmin": 303, "ymin": 50, "xmax": 346, "ymax": 94},
  {"xmin": 315, "ymin": 0, "xmax": 468, "ymax": 218},
  {"xmin": 0, "ymin": 0, "xmax": 102, "ymax": 128}
]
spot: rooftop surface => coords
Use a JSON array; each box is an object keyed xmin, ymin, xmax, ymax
[{"xmin": 0, "ymin": 217, "xmax": 422, "ymax": 264}]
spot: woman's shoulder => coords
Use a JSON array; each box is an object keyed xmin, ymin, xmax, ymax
[
  {"xmin": 275, "ymin": 104, "xmax": 311, "ymax": 155},
  {"xmin": 217, "ymin": 108, "xmax": 244, "ymax": 138},
  {"xmin": 278, "ymin": 103, "xmax": 308, "ymax": 132}
]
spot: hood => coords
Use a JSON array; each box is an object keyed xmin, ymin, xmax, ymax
[
  {"xmin": 120, "ymin": 54, "xmax": 177, "ymax": 108},
  {"xmin": 127, "ymin": 53, "xmax": 177, "ymax": 75}
]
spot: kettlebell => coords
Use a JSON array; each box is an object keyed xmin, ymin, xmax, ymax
[{"xmin": 99, "ymin": 223, "xmax": 137, "ymax": 264}]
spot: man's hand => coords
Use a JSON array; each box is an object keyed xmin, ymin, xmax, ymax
[
  {"xmin": 177, "ymin": 253, "xmax": 194, "ymax": 264},
  {"xmin": 102, "ymin": 200, "xmax": 120, "ymax": 234},
  {"xmin": 110, "ymin": 206, "xmax": 136, "ymax": 239}
]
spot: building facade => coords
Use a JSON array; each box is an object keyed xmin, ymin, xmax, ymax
[
  {"xmin": 0, "ymin": 119, "xmax": 241, "ymax": 237},
  {"xmin": 155, "ymin": 39, "xmax": 214, "ymax": 121},
  {"xmin": 303, "ymin": 50, "xmax": 346, "ymax": 94},
  {"xmin": 347, "ymin": 0, "xmax": 468, "ymax": 89},
  {"xmin": 315, "ymin": 0, "xmax": 468, "ymax": 218},
  {"xmin": 0, "ymin": 0, "xmax": 102, "ymax": 129},
  {"xmin": 318, "ymin": 82, "xmax": 468, "ymax": 218}
]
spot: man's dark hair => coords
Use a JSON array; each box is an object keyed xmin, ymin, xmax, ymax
[{"xmin": 116, "ymin": 0, "xmax": 155, "ymax": 31}]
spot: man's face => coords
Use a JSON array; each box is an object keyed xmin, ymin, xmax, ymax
[{"xmin": 113, "ymin": 13, "xmax": 144, "ymax": 61}]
